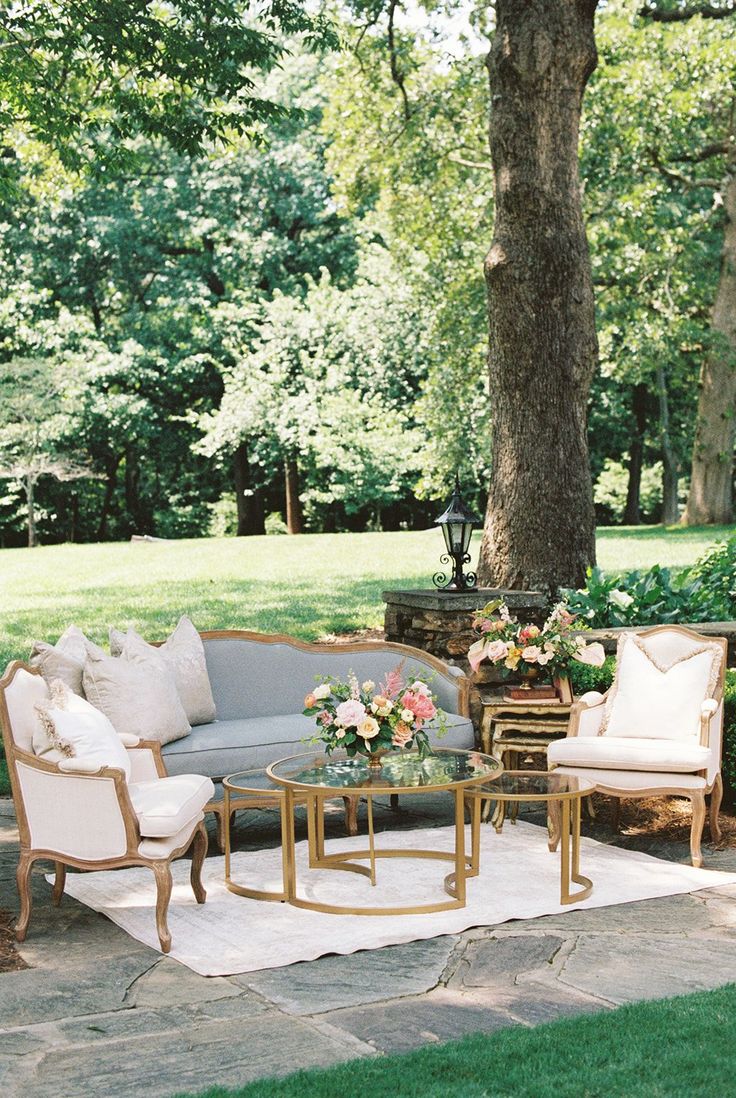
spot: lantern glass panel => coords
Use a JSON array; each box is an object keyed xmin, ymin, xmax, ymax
[
  {"xmin": 459, "ymin": 522, "xmax": 473, "ymax": 554},
  {"xmin": 441, "ymin": 524, "xmax": 453, "ymax": 555}
]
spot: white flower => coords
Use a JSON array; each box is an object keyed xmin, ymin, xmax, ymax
[
  {"xmin": 409, "ymin": 681, "xmax": 431, "ymax": 697},
  {"xmin": 608, "ymin": 589, "xmax": 634, "ymax": 610},
  {"xmin": 313, "ymin": 683, "xmax": 331, "ymax": 701},
  {"xmin": 357, "ymin": 716, "xmax": 380, "ymax": 740},
  {"xmin": 361, "ymin": 680, "xmax": 375, "ymax": 693},
  {"xmin": 400, "ymin": 708, "xmax": 415, "ymax": 723}
]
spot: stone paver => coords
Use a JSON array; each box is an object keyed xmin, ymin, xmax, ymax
[{"xmin": 1, "ymin": 795, "xmax": 735, "ymax": 1097}]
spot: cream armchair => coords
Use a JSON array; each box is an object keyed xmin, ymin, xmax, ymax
[
  {"xmin": 1, "ymin": 662, "xmax": 214, "ymax": 953},
  {"xmin": 547, "ymin": 625, "xmax": 727, "ymax": 867}
]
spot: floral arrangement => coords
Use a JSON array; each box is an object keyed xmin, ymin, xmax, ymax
[
  {"xmin": 303, "ymin": 662, "xmax": 447, "ymax": 760},
  {"xmin": 467, "ymin": 599, "xmax": 606, "ymax": 679}
]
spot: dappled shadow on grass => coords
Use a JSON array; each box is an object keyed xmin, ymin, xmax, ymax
[
  {"xmin": 597, "ymin": 524, "xmax": 735, "ymax": 541},
  {"xmin": 0, "ymin": 575, "xmax": 412, "ymax": 667}
]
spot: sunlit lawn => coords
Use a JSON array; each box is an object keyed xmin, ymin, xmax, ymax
[{"xmin": 0, "ymin": 524, "xmax": 732, "ymax": 671}]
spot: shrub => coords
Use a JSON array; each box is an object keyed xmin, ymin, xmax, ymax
[
  {"xmin": 563, "ymin": 536, "xmax": 736, "ymax": 628},
  {"xmin": 722, "ymin": 669, "xmax": 736, "ymax": 802}
]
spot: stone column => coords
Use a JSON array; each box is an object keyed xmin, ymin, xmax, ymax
[{"xmin": 383, "ymin": 589, "xmax": 548, "ymax": 731}]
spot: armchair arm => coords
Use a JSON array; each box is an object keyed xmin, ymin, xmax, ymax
[
  {"xmin": 567, "ymin": 690, "xmax": 608, "ymax": 738},
  {"xmin": 127, "ymin": 739, "xmax": 167, "ymax": 782},
  {"xmin": 14, "ymin": 752, "xmax": 139, "ymax": 861},
  {"xmin": 699, "ymin": 698, "xmax": 721, "ymax": 750}
]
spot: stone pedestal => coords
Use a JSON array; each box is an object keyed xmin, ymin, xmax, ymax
[{"xmin": 382, "ymin": 588, "xmax": 548, "ymax": 731}]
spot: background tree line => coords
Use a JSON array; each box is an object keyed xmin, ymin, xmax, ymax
[{"xmin": 0, "ymin": 0, "xmax": 733, "ymax": 548}]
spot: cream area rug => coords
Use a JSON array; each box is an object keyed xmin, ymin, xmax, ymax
[{"xmin": 54, "ymin": 822, "xmax": 736, "ymax": 977}]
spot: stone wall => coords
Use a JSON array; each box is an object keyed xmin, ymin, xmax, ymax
[
  {"xmin": 383, "ymin": 588, "xmax": 547, "ymax": 729},
  {"xmin": 581, "ymin": 622, "xmax": 736, "ymax": 667}
]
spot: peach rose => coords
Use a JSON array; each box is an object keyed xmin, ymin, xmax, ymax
[
  {"xmin": 392, "ymin": 721, "xmax": 413, "ymax": 747},
  {"xmin": 304, "ymin": 693, "xmax": 317, "ymax": 709}
]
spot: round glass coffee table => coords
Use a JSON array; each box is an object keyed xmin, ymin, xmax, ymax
[
  {"xmin": 247, "ymin": 748, "xmax": 502, "ymax": 916},
  {"xmin": 467, "ymin": 770, "xmax": 595, "ymax": 906}
]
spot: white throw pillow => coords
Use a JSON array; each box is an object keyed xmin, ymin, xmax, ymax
[
  {"xmin": 83, "ymin": 652, "xmax": 191, "ymax": 746},
  {"xmin": 111, "ymin": 616, "xmax": 216, "ymax": 726},
  {"xmin": 29, "ymin": 625, "xmax": 106, "ymax": 696},
  {"xmin": 603, "ymin": 635, "xmax": 721, "ymax": 741},
  {"xmin": 34, "ymin": 680, "xmax": 131, "ymax": 779}
]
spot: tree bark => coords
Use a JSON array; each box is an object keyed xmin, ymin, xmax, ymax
[
  {"xmin": 682, "ymin": 172, "xmax": 736, "ymax": 526},
  {"xmin": 477, "ymin": 0, "xmax": 599, "ymax": 595},
  {"xmin": 233, "ymin": 442, "xmax": 265, "ymax": 536},
  {"xmin": 97, "ymin": 457, "xmax": 119, "ymax": 541},
  {"xmin": 623, "ymin": 382, "xmax": 649, "ymax": 525},
  {"xmin": 284, "ymin": 456, "xmax": 304, "ymax": 535},
  {"xmin": 26, "ymin": 473, "xmax": 36, "ymax": 548},
  {"xmin": 656, "ymin": 362, "xmax": 680, "ymax": 524}
]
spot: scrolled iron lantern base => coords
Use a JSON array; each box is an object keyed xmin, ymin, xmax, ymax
[{"xmin": 432, "ymin": 552, "xmax": 477, "ymax": 592}]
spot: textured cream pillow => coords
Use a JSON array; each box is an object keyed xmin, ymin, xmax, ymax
[
  {"xmin": 111, "ymin": 616, "xmax": 216, "ymax": 726},
  {"xmin": 30, "ymin": 625, "xmax": 106, "ymax": 696},
  {"xmin": 34, "ymin": 680, "xmax": 131, "ymax": 778},
  {"xmin": 83, "ymin": 653, "xmax": 191, "ymax": 746},
  {"xmin": 603, "ymin": 635, "xmax": 722, "ymax": 741}
]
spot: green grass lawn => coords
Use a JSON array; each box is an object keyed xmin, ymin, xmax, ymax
[
  {"xmin": 177, "ymin": 983, "xmax": 736, "ymax": 1098},
  {"xmin": 0, "ymin": 524, "xmax": 732, "ymax": 672}
]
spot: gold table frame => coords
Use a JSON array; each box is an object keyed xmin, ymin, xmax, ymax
[
  {"xmin": 224, "ymin": 750, "xmax": 501, "ymax": 916},
  {"xmin": 467, "ymin": 770, "xmax": 595, "ymax": 906}
]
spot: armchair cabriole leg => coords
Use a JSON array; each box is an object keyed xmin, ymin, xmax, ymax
[
  {"xmin": 190, "ymin": 823, "xmax": 208, "ymax": 905},
  {"xmin": 15, "ymin": 852, "xmax": 34, "ymax": 942},
  {"xmin": 690, "ymin": 792, "xmax": 706, "ymax": 869},
  {"xmin": 152, "ymin": 862, "xmax": 173, "ymax": 954},
  {"xmin": 343, "ymin": 795, "xmax": 359, "ymax": 836},
  {"xmin": 52, "ymin": 862, "xmax": 66, "ymax": 907},
  {"xmin": 710, "ymin": 774, "xmax": 723, "ymax": 845}
]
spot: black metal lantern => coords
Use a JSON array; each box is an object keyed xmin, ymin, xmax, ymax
[{"xmin": 432, "ymin": 474, "xmax": 481, "ymax": 591}]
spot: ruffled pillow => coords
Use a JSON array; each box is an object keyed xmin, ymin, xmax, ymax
[{"xmin": 34, "ymin": 679, "xmax": 131, "ymax": 779}]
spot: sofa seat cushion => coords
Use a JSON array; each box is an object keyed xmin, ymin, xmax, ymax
[
  {"xmin": 129, "ymin": 775, "xmax": 214, "ymax": 838},
  {"xmin": 161, "ymin": 713, "xmax": 474, "ymax": 780},
  {"xmin": 548, "ymin": 736, "xmax": 710, "ymax": 774},
  {"xmin": 549, "ymin": 766, "xmax": 708, "ymax": 792}
]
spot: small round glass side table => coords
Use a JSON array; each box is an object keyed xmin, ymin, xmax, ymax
[
  {"xmin": 265, "ymin": 748, "xmax": 503, "ymax": 916},
  {"xmin": 467, "ymin": 770, "xmax": 595, "ymax": 906}
]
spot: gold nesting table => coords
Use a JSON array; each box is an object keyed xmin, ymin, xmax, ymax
[
  {"xmin": 466, "ymin": 770, "xmax": 595, "ymax": 905},
  {"xmin": 223, "ymin": 748, "xmax": 502, "ymax": 916}
]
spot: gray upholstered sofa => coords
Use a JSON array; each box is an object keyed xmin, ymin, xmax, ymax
[{"xmin": 159, "ymin": 631, "xmax": 474, "ymax": 842}]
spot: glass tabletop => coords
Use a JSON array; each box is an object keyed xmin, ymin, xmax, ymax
[
  {"xmin": 267, "ymin": 748, "xmax": 502, "ymax": 793},
  {"xmin": 469, "ymin": 770, "xmax": 596, "ymax": 800},
  {"xmin": 224, "ymin": 769, "xmax": 283, "ymax": 794}
]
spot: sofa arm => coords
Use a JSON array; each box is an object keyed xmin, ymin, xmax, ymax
[
  {"xmin": 700, "ymin": 698, "xmax": 721, "ymax": 752},
  {"xmin": 568, "ymin": 691, "xmax": 607, "ymax": 738},
  {"xmin": 15, "ymin": 755, "xmax": 138, "ymax": 861}
]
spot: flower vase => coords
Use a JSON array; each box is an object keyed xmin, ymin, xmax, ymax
[
  {"xmin": 367, "ymin": 750, "xmax": 385, "ymax": 769},
  {"xmin": 517, "ymin": 667, "xmax": 540, "ymax": 691}
]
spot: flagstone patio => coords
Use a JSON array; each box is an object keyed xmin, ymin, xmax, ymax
[{"xmin": 2, "ymin": 794, "xmax": 736, "ymax": 1098}]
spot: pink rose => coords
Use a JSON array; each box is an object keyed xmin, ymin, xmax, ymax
[
  {"xmin": 318, "ymin": 710, "xmax": 333, "ymax": 726},
  {"xmin": 335, "ymin": 699, "xmax": 367, "ymax": 727},
  {"xmin": 400, "ymin": 690, "xmax": 436, "ymax": 722},
  {"xmin": 521, "ymin": 645, "xmax": 542, "ymax": 663},
  {"xmin": 486, "ymin": 639, "xmax": 509, "ymax": 663}
]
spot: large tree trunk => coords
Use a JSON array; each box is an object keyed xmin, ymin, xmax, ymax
[
  {"xmin": 682, "ymin": 173, "xmax": 736, "ymax": 526},
  {"xmin": 284, "ymin": 456, "xmax": 304, "ymax": 535},
  {"xmin": 477, "ymin": 0, "xmax": 599, "ymax": 596},
  {"xmin": 623, "ymin": 382, "xmax": 649, "ymax": 525},
  {"xmin": 656, "ymin": 362, "xmax": 679, "ymax": 525},
  {"xmin": 233, "ymin": 443, "xmax": 265, "ymax": 536},
  {"xmin": 97, "ymin": 457, "xmax": 119, "ymax": 541}
]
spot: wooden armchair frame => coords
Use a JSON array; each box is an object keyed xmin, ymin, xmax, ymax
[
  {"xmin": 549, "ymin": 624, "xmax": 727, "ymax": 867},
  {"xmin": 1, "ymin": 661, "xmax": 208, "ymax": 953}
]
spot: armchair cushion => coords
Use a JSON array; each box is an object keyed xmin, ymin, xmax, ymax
[
  {"xmin": 34, "ymin": 680, "xmax": 131, "ymax": 779},
  {"xmin": 602, "ymin": 634, "xmax": 722, "ymax": 741},
  {"xmin": 129, "ymin": 774, "xmax": 214, "ymax": 838},
  {"xmin": 548, "ymin": 735, "xmax": 710, "ymax": 773}
]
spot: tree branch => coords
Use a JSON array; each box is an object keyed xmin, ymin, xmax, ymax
[
  {"xmin": 650, "ymin": 147, "xmax": 723, "ymax": 190},
  {"xmin": 639, "ymin": 2, "xmax": 736, "ymax": 20},
  {"xmin": 387, "ymin": 0, "xmax": 411, "ymax": 122},
  {"xmin": 447, "ymin": 152, "xmax": 493, "ymax": 171}
]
